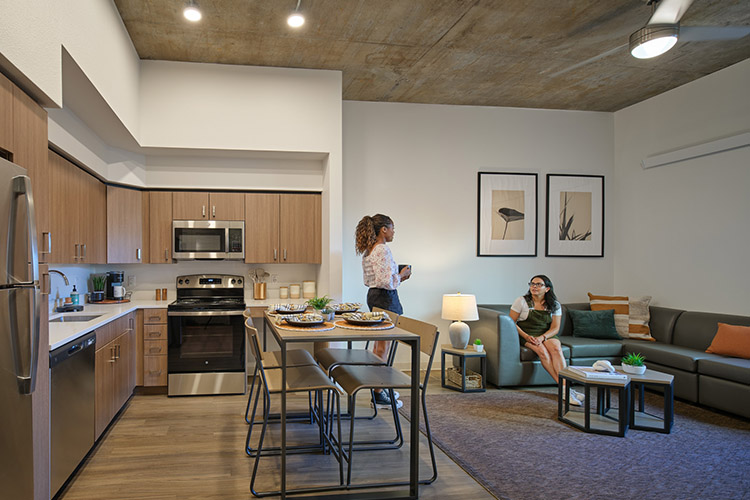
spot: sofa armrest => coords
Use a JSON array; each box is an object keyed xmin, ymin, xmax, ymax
[{"xmin": 471, "ymin": 306, "xmax": 523, "ymax": 387}]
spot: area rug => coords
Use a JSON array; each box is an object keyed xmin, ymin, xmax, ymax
[{"xmin": 400, "ymin": 389, "xmax": 750, "ymax": 500}]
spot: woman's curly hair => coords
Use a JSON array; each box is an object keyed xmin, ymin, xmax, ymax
[{"xmin": 355, "ymin": 214, "xmax": 393, "ymax": 255}]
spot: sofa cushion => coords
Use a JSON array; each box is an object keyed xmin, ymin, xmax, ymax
[
  {"xmin": 672, "ymin": 311, "xmax": 750, "ymax": 351},
  {"xmin": 698, "ymin": 356, "xmax": 750, "ymax": 385},
  {"xmin": 559, "ymin": 303, "xmax": 590, "ymax": 337},
  {"xmin": 520, "ymin": 344, "xmax": 571, "ymax": 361},
  {"xmin": 568, "ymin": 309, "xmax": 621, "ymax": 339},
  {"xmin": 588, "ymin": 293, "xmax": 630, "ymax": 338},
  {"xmin": 559, "ymin": 337, "xmax": 624, "ymax": 358},
  {"xmin": 622, "ymin": 340, "xmax": 711, "ymax": 372},
  {"xmin": 705, "ymin": 323, "xmax": 750, "ymax": 359},
  {"xmin": 648, "ymin": 306, "xmax": 684, "ymax": 344}
]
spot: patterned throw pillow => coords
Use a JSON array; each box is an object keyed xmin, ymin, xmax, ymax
[
  {"xmin": 588, "ymin": 293, "xmax": 630, "ymax": 338},
  {"xmin": 628, "ymin": 296, "xmax": 655, "ymax": 341}
]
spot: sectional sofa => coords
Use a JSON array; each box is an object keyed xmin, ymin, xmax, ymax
[{"xmin": 471, "ymin": 303, "xmax": 750, "ymax": 418}]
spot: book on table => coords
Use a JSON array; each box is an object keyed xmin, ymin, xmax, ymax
[{"xmin": 568, "ymin": 366, "xmax": 628, "ymax": 380}]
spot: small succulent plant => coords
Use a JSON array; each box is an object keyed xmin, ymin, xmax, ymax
[
  {"xmin": 306, "ymin": 295, "xmax": 332, "ymax": 310},
  {"xmin": 621, "ymin": 352, "xmax": 645, "ymax": 367},
  {"xmin": 474, "ymin": 339, "xmax": 483, "ymax": 345}
]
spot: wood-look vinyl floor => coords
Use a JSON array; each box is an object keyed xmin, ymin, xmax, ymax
[{"xmin": 57, "ymin": 375, "xmax": 494, "ymax": 500}]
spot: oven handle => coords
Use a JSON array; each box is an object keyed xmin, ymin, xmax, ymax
[{"xmin": 168, "ymin": 310, "xmax": 245, "ymax": 317}]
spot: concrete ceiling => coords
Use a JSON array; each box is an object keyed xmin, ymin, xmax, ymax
[{"xmin": 114, "ymin": 0, "xmax": 750, "ymax": 112}]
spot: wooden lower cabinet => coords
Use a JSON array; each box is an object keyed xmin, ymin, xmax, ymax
[
  {"xmin": 94, "ymin": 312, "xmax": 136, "ymax": 439},
  {"xmin": 141, "ymin": 309, "xmax": 168, "ymax": 387}
]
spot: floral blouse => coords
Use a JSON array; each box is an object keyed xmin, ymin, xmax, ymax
[{"xmin": 362, "ymin": 243, "xmax": 400, "ymax": 290}]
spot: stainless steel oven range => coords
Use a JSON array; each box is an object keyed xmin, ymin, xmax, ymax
[{"xmin": 167, "ymin": 274, "xmax": 246, "ymax": 396}]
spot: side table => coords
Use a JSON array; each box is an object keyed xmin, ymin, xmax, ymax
[{"xmin": 441, "ymin": 344, "xmax": 486, "ymax": 392}]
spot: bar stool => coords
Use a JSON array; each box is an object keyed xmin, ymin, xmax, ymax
[
  {"xmin": 330, "ymin": 315, "xmax": 440, "ymax": 486},
  {"xmin": 244, "ymin": 320, "xmax": 344, "ymax": 497}
]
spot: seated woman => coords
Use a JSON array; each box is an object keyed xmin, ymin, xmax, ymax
[{"xmin": 508, "ymin": 275, "xmax": 583, "ymax": 406}]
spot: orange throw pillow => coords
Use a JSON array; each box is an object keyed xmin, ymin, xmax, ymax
[{"xmin": 705, "ymin": 323, "xmax": 750, "ymax": 359}]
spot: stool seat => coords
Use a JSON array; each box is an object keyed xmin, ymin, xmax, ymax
[
  {"xmin": 316, "ymin": 348, "xmax": 386, "ymax": 373},
  {"xmin": 264, "ymin": 349, "xmax": 317, "ymax": 369},
  {"xmin": 331, "ymin": 365, "xmax": 412, "ymax": 395}
]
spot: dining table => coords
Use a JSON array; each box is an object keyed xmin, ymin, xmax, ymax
[{"xmin": 263, "ymin": 310, "xmax": 421, "ymax": 499}]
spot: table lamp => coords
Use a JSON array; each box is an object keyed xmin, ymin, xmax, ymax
[{"xmin": 442, "ymin": 293, "xmax": 479, "ymax": 349}]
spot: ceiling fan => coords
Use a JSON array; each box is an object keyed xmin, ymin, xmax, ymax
[{"xmin": 551, "ymin": 0, "xmax": 750, "ymax": 77}]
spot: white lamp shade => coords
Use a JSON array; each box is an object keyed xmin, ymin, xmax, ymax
[{"xmin": 441, "ymin": 293, "xmax": 479, "ymax": 321}]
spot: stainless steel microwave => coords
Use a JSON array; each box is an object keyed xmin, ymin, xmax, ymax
[{"xmin": 172, "ymin": 220, "xmax": 245, "ymax": 260}]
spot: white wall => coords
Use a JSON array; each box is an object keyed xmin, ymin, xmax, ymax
[
  {"xmin": 342, "ymin": 101, "xmax": 614, "ymax": 335},
  {"xmin": 613, "ymin": 59, "xmax": 750, "ymax": 315}
]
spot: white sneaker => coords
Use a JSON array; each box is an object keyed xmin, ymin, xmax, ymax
[
  {"xmin": 571, "ymin": 389, "xmax": 585, "ymax": 402},
  {"xmin": 563, "ymin": 391, "xmax": 583, "ymax": 407}
]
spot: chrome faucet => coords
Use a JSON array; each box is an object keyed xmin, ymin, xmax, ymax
[{"xmin": 49, "ymin": 269, "xmax": 70, "ymax": 286}]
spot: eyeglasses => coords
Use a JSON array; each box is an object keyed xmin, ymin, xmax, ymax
[{"xmin": 528, "ymin": 282, "xmax": 547, "ymax": 288}]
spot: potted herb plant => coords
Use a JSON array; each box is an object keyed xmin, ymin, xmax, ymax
[
  {"xmin": 621, "ymin": 352, "xmax": 646, "ymax": 375},
  {"xmin": 473, "ymin": 338, "xmax": 484, "ymax": 353},
  {"xmin": 306, "ymin": 295, "xmax": 334, "ymax": 321},
  {"xmin": 90, "ymin": 275, "xmax": 106, "ymax": 302}
]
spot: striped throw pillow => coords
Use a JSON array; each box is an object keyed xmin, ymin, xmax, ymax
[
  {"xmin": 588, "ymin": 293, "xmax": 630, "ymax": 338},
  {"xmin": 628, "ymin": 296, "xmax": 654, "ymax": 341}
]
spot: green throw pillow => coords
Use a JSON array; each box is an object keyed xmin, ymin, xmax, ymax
[{"xmin": 569, "ymin": 309, "xmax": 622, "ymax": 340}]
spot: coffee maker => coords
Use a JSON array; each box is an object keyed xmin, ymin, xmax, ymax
[{"xmin": 106, "ymin": 271, "xmax": 125, "ymax": 300}]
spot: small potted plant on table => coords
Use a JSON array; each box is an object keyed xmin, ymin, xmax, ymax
[
  {"xmin": 473, "ymin": 338, "xmax": 484, "ymax": 353},
  {"xmin": 621, "ymin": 352, "xmax": 646, "ymax": 375},
  {"xmin": 306, "ymin": 295, "xmax": 334, "ymax": 321}
]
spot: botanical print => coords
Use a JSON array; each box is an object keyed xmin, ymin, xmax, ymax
[
  {"xmin": 559, "ymin": 191, "xmax": 592, "ymax": 241},
  {"xmin": 492, "ymin": 190, "xmax": 525, "ymax": 240}
]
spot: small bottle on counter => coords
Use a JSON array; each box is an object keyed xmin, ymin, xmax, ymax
[
  {"xmin": 155, "ymin": 289, "xmax": 161, "ymax": 301},
  {"xmin": 70, "ymin": 285, "xmax": 79, "ymax": 305}
]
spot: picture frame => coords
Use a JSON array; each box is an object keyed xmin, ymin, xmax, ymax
[
  {"xmin": 477, "ymin": 172, "xmax": 538, "ymax": 257},
  {"xmin": 545, "ymin": 174, "xmax": 604, "ymax": 257}
]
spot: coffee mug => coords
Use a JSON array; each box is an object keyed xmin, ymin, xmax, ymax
[{"xmin": 114, "ymin": 285, "xmax": 126, "ymax": 299}]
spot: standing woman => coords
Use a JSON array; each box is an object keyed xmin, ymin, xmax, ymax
[
  {"xmin": 355, "ymin": 214, "xmax": 411, "ymax": 407},
  {"xmin": 509, "ymin": 275, "xmax": 583, "ymax": 406}
]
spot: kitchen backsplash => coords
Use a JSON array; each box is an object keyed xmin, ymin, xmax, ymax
[{"xmin": 47, "ymin": 262, "xmax": 318, "ymax": 313}]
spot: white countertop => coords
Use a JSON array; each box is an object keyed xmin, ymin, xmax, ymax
[{"xmin": 49, "ymin": 300, "xmax": 167, "ymax": 351}]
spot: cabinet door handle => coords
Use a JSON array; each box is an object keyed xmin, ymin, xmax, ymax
[
  {"xmin": 148, "ymin": 331, "xmax": 161, "ymax": 337},
  {"xmin": 149, "ymin": 347, "xmax": 162, "ymax": 354},
  {"xmin": 82, "ymin": 243, "xmax": 86, "ymax": 259},
  {"xmin": 148, "ymin": 370, "xmax": 162, "ymax": 376},
  {"xmin": 148, "ymin": 315, "xmax": 161, "ymax": 322},
  {"xmin": 74, "ymin": 243, "xmax": 80, "ymax": 261},
  {"xmin": 136, "ymin": 248, "xmax": 141, "ymax": 261},
  {"xmin": 109, "ymin": 346, "xmax": 116, "ymax": 363},
  {"xmin": 42, "ymin": 271, "xmax": 51, "ymax": 294},
  {"xmin": 212, "ymin": 205, "xmax": 216, "ymax": 218},
  {"xmin": 202, "ymin": 205, "xmax": 206, "ymax": 218},
  {"xmin": 165, "ymin": 248, "xmax": 168, "ymax": 261},
  {"xmin": 283, "ymin": 249, "xmax": 287, "ymax": 261},
  {"xmin": 116, "ymin": 344, "xmax": 121, "ymax": 360},
  {"xmin": 273, "ymin": 249, "xmax": 277, "ymax": 261}
]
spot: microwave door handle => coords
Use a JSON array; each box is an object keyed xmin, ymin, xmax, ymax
[
  {"xmin": 8, "ymin": 287, "xmax": 40, "ymax": 394},
  {"xmin": 8, "ymin": 175, "xmax": 39, "ymax": 285}
]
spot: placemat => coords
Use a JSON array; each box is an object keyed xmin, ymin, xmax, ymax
[
  {"xmin": 333, "ymin": 319, "xmax": 395, "ymax": 331},
  {"xmin": 273, "ymin": 321, "xmax": 335, "ymax": 332}
]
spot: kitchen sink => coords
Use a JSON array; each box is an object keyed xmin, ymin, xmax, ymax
[{"xmin": 50, "ymin": 315, "xmax": 102, "ymax": 323}]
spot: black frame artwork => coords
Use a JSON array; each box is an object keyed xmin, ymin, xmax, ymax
[
  {"xmin": 545, "ymin": 174, "xmax": 604, "ymax": 257},
  {"xmin": 477, "ymin": 172, "xmax": 538, "ymax": 257}
]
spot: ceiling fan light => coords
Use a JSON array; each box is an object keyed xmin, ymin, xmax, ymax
[
  {"xmin": 630, "ymin": 24, "xmax": 679, "ymax": 59},
  {"xmin": 184, "ymin": 1, "xmax": 202, "ymax": 22},
  {"xmin": 287, "ymin": 13, "xmax": 305, "ymax": 28}
]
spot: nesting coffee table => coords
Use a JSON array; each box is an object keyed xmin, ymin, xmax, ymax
[{"xmin": 558, "ymin": 366, "xmax": 674, "ymax": 437}]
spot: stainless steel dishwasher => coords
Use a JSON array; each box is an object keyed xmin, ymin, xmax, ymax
[{"xmin": 50, "ymin": 331, "xmax": 96, "ymax": 496}]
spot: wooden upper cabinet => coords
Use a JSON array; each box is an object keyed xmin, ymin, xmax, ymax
[
  {"xmin": 173, "ymin": 191, "xmax": 244, "ymax": 220},
  {"xmin": 78, "ymin": 167, "xmax": 107, "ymax": 263},
  {"xmin": 11, "ymin": 85, "xmax": 47, "ymax": 175},
  {"xmin": 107, "ymin": 186, "xmax": 143, "ymax": 263},
  {"xmin": 0, "ymin": 74, "xmax": 12, "ymax": 154},
  {"xmin": 210, "ymin": 192, "xmax": 245, "ymax": 220},
  {"xmin": 245, "ymin": 193, "xmax": 280, "ymax": 263},
  {"xmin": 245, "ymin": 193, "xmax": 321, "ymax": 264},
  {"xmin": 280, "ymin": 193, "xmax": 321, "ymax": 264},
  {"xmin": 149, "ymin": 191, "xmax": 173, "ymax": 263}
]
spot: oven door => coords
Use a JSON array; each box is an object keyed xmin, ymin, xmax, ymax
[{"xmin": 167, "ymin": 310, "xmax": 245, "ymax": 374}]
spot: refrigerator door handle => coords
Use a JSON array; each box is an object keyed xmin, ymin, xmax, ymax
[
  {"xmin": 8, "ymin": 287, "xmax": 40, "ymax": 394},
  {"xmin": 8, "ymin": 175, "xmax": 39, "ymax": 284}
]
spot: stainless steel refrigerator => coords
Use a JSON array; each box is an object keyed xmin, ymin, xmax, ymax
[{"xmin": 0, "ymin": 156, "xmax": 49, "ymax": 500}]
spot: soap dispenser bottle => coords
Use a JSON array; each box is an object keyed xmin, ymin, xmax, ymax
[{"xmin": 70, "ymin": 285, "xmax": 79, "ymax": 305}]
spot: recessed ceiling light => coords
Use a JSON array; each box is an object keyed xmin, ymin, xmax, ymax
[{"xmin": 184, "ymin": 0, "xmax": 202, "ymax": 22}]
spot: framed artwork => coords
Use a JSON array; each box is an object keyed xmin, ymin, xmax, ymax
[
  {"xmin": 477, "ymin": 172, "xmax": 538, "ymax": 256},
  {"xmin": 545, "ymin": 174, "xmax": 604, "ymax": 257}
]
